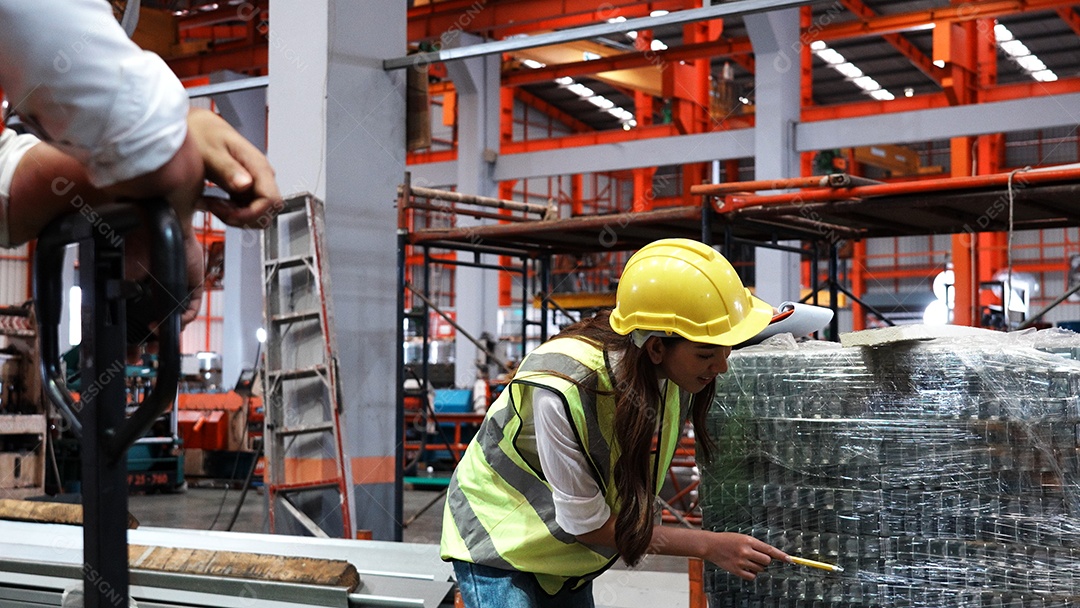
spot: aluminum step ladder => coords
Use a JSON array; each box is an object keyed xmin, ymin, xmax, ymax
[{"xmin": 261, "ymin": 193, "xmax": 352, "ymax": 538}]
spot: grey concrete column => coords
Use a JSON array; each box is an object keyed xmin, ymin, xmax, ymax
[
  {"xmin": 211, "ymin": 71, "xmax": 266, "ymax": 389},
  {"xmin": 746, "ymin": 9, "xmax": 802, "ymax": 306},
  {"xmin": 268, "ymin": 0, "xmax": 405, "ymax": 540},
  {"xmin": 445, "ymin": 33, "xmax": 501, "ymax": 389}
]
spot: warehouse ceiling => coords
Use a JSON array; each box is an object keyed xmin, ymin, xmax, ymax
[
  {"xmin": 497, "ymin": 0, "xmax": 1080, "ymax": 132},
  {"xmin": 139, "ymin": 1, "xmax": 1080, "ymax": 135}
]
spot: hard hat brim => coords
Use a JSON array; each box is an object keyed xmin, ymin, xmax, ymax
[{"xmin": 696, "ymin": 293, "xmax": 775, "ymax": 346}]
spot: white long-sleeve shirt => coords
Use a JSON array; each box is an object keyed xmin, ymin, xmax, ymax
[
  {"xmin": 0, "ymin": 0, "xmax": 189, "ymax": 244},
  {"xmin": 532, "ymin": 386, "xmax": 612, "ymax": 535}
]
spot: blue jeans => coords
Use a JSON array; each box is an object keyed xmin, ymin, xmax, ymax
[{"xmin": 452, "ymin": 560, "xmax": 595, "ymax": 608}]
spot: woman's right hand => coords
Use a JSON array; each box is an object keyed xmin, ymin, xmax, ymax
[{"xmin": 703, "ymin": 532, "xmax": 789, "ymax": 581}]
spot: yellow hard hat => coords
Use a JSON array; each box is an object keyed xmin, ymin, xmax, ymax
[{"xmin": 609, "ymin": 239, "xmax": 774, "ymax": 346}]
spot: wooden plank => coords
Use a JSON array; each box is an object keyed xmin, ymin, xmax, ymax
[
  {"xmin": 128, "ymin": 545, "xmax": 361, "ymax": 592},
  {"xmin": 0, "ymin": 499, "xmax": 140, "ymax": 528},
  {"xmin": 0, "ymin": 414, "xmax": 46, "ymax": 435}
]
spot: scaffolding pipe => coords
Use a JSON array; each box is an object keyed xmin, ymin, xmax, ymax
[
  {"xmin": 407, "ymin": 201, "xmax": 537, "ymax": 223},
  {"xmin": 690, "ymin": 173, "xmax": 864, "ymax": 196},
  {"xmin": 408, "ymin": 185, "xmax": 556, "ymax": 219},
  {"xmin": 719, "ymin": 166, "xmax": 1080, "ymax": 212}
]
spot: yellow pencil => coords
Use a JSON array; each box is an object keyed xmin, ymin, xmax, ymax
[{"xmin": 789, "ymin": 556, "xmax": 844, "ymax": 573}]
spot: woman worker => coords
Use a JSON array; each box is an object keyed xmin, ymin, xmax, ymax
[{"xmin": 441, "ymin": 238, "xmax": 792, "ymax": 607}]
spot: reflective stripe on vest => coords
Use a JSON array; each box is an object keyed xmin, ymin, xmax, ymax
[{"xmin": 441, "ymin": 336, "xmax": 689, "ymax": 595}]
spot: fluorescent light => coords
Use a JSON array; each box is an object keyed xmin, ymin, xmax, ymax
[
  {"xmin": 622, "ymin": 123, "xmax": 632, "ymax": 131},
  {"xmin": 650, "ymin": 10, "xmax": 669, "ymax": 17},
  {"xmin": 521, "ymin": 59, "xmax": 546, "ymax": 69},
  {"xmin": 587, "ymin": 96, "xmax": 615, "ymax": 109},
  {"xmin": 814, "ymin": 48, "xmax": 846, "ymax": 65},
  {"xmin": 738, "ymin": 96, "xmax": 750, "ymax": 105},
  {"xmin": 852, "ymin": 76, "xmax": 881, "ymax": 91},
  {"xmin": 996, "ymin": 24, "xmax": 1057, "ymax": 85},
  {"xmin": 1000, "ymin": 39, "xmax": 1030, "ymax": 57},
  {"xmin": 607, "ymin": 16, "xmax": 627, "ymax": 23},
  {"xmin": 904, "ymin": 87, "xmax": 914, "ymax": 97},
  {"xmin": 567, "ymin": 83, "xmax": 594, "ymax": 97},
  {"xmin": 554, "ymin": 76, "xmax": 574, "ymax": 86},
  {"xmin": 814, "ymin": 41, "xmax": 895, "ymax": 102},
  {"xmin": 834, "ymin": 62, "xmax": 863, "ymax": 79},
  {"xmin": 650, "ymin": 39, "xmax": 668, "ymax": 51},
  {"xmin": 1016, "ymin": 55, "xmax": 1046, "ymax": 72}
]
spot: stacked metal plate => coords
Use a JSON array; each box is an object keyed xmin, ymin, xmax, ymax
[{"xmin": 701, "ymin": 331, "xmax": 1080, "ymax": 608}]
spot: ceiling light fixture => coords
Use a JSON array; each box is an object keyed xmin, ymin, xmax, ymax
[
  {"xmin": 995, "ymin": 22, "xmax": 1058, "ymax": 83},
  {"xmin": 811, "ymin": 41, "xmax": 897, "ymax": 102}
]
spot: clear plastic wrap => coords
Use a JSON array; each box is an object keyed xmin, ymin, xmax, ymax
[{"xmin": 702, "ymin": 328, "xmax": 1080, "ymax": 608}]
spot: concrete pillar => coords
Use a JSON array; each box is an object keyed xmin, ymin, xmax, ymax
[
  {"xmin": 268, "ymin": 0, "xmax": 405, "ymax": 540},
  {"xmin": 746, "ymin": 9, "xmax": 802, "ymax": 307},
  {"xmin": 211, "ymin": 72, "xmax": 266, "ymax": 389},
  {"xmin": 445, "ymin": 33, "xmax": 501, "ymax": 389}
]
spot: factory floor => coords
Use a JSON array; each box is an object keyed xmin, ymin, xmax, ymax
[{"xmin": 127, "ymin": 482, "xmax": 694, "ymax": 606}]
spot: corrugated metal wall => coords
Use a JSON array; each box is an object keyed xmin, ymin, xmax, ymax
[{"xmin": 0, "ymin": 244, "xmax": 30, "ymax": 306}]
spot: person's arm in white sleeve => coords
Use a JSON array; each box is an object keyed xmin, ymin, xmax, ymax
[
  {"xmin": 0, "ymin": 129, "xmax": 41, "ymax": 247},
  {"xmin": 0, "ymin": 0, "xmax": 190, "ymax": 191},
  {"xmin": 532, "ymin": 387, "xmax": 612, "ymax": 535}
]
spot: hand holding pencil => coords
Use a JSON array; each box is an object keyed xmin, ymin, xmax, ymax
[{"xmin": 789, "ymin": 555, "xmax": 844, "ymax": 573}]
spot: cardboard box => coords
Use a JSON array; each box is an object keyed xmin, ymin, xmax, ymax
[{"xmin": 184, "ymin": 448, "xmax": 206, "ymax": 478}]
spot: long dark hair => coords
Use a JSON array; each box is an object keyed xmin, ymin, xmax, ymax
[{"xmin": 553, "ymin": 311, "xmax": 717, "ymax": 566}]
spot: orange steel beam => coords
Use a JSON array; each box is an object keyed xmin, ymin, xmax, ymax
[
  {"xmin": 178, "ymin": 2, "xmax": 266, "ymax": 30},
  {"xmin": 816, "ymin": 0, "xmax": 1079, "ymax": 41},
  {"xmin": 502, "ymin": 38, "xmax": 753, "ymax": 88},
  {"xmin": 951, "ymin": 137, "xmax": 976, "ymax": 326},
  {"xmin": 513, "ymin": 89, "xmax": 594, "ymax": 133},
  {"xmin": 851, "ymin": 240, "xmax": 866, "ymax": 331},
  {"xmin": 166, "ymin": 42, "xmax": 267, "ymax": 79},
  {"xmin": 801, "ymin": 7, "xmax": 814, "ymax": 108},
  {"xmin": 838, "ymin": 0, "xmax": 943, "ymax": 85},
  {"xmin": 502, "ymin": 123, "xmax": 679, "ymax": 154},
  {"xmin": 407, "ymin": 148, "xmax": 457, "ymax": 165},
  {"xmin": 181, "ymin": 25, "xmax": 250, "ymax": 42},
  {"xmin": 802, "ymin": 74, "xmax": 1080, "ymax": 121},
  {"xmin": 716, "ymin": 166, "xmax": 1080, "ymax": 210},
  {"xmin": 407, "ymin": 0, "xmax": 685, "ymax": 42},
  {"xmin": 493, "ymin": 8, "xmax": 692, "ymax": 40},
  {"xmin": 429, "ymin": 81, "xmax": 456, "ymax": 96},
  {"xmin": 1057, "ymin": 7, "xmax": 1080, "ymax": 37},
  {"xmin": 981, "ymin": 74, "xmax": 1080, "ymax": 100}
]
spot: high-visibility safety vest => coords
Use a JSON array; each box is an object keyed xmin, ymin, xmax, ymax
[{"xmin": 441, "ymin": 335, "xmax": 690, "ymax": 595}]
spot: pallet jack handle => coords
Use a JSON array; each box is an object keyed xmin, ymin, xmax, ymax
[
  {"xmin": 32, "ymin": 199, "xmax": 186, "ymax": 608},
  {"xmin": 34, "ymin": 201, "xmax": 184, "ymax": 461}
]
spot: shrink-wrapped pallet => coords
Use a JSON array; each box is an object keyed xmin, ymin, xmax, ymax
[{"xmin": 702, "ymin": 328, "xmax": 1080, "ymax": 608}]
